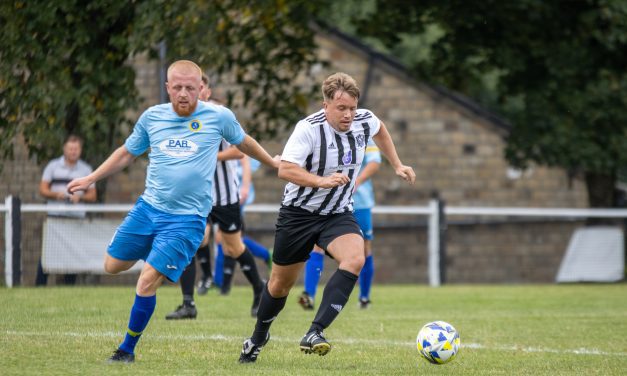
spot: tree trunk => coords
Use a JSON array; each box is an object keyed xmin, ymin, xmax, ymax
[
  {"xmin": 584, "ymin": 171, "xmax": 617, "ymax": 208},
  {"xmin": 584, "ymin": 171, "xmax": 618, "ymax": 225}
]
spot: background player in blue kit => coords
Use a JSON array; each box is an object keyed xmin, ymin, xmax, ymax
[
  {"xmin": 298, "ymin": 138, "xmax": 381, "ymax": 310},
  {"xmin": 67, "ymin": 60, "xmax": 278, "ymax": 363}
]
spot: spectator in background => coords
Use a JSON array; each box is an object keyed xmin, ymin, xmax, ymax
[{"xmin": 37, "ymin": 134, "xmax": 97, "ymax": 286}]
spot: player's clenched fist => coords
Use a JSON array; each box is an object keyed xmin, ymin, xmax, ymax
[
  {"xmin": 317, "ymin": 172, "xmax": 350, "ymax": 188},
  {"xmin": 395, "ymin": 165, "xmax": 416, "ymax": 185},
  {"xmin": 67, "ymin": 176, "xmax": 95, "ymax": 194}
]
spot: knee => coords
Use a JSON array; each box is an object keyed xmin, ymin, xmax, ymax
[
  {"xmin": 104, "ymin": 259, "xmax": 121, "ymax": 274},
  {"xmin": 223, "ymin": 235, "xmax": 245, "ymax": 257},
  {"xmin": 267, "ymin": 278, "xmax": 292, "ymax": 298},
  {"xmin": 353, "ymin": 253, "xmax": 366, "ymax": 269},
  {"xmin": 136, "ymin": 276, "xmax": 158, "ymax": 296},
  {"xmin": 342, "ymin": 253, "xmax": 365, "ymax": 275}
]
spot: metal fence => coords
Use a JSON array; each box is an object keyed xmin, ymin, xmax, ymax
[{"xmin": 2, "ymin": 196, "xmax": 626, "ymax": 288}]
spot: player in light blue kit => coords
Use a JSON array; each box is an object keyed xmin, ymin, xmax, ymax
[
  {"xmin": 298, "ymin": 139, "xmax": 381, "ymax": 309},
  {"xmin": 67, "ymin": 60, "xmax": 278, "ymax": 363}
]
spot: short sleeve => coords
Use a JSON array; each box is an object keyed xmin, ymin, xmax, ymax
[
  {"xmin": 41, "ymin": 161, "xmax": 54, "ymax": 182},
  {"xmin": 368, "ymin": 111, "xmax": 382, "ymax": 137},
  {"xmin": 124, "ymin": 111, "xmax": 150, "ymax": 156},
  {"xmin": 282, "ymin": 121, "xmax": 314, "ymax": 166},
  {"xmin": 220, "ymin": 107, "xmax": 245, "ymax": 145}
]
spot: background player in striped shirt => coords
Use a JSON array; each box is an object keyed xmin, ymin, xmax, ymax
[
  {"xmin": 298, "ymin": 138, "xmax": 381, "ymax": 310},
  {"xmin": 212, "ymin": 155, "xmax": 272, "ymax": 291},
  {"xmin": 239, "ymin": 72, "xmax": 415, "ymax": 363}
]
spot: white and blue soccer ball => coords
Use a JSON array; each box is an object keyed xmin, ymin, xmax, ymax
[{"xmin": 416, "ymin": 321, "xmax": 460, "ymax": 364}]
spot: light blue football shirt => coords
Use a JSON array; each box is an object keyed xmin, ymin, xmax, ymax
[
  {"xmin": 125, "ymin": 101, "xmax": 245, "ymax": 217},
  {"xmin": 353, "ymin": 139, "xmax": 382, "ymax": 210}
]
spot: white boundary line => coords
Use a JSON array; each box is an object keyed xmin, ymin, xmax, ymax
[{"xmin": 4, "ymin": 330, "xmax": 626, "ymax": 357}]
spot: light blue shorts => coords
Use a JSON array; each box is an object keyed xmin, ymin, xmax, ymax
[
  {"xmin": 108, "ymin": 197, "xmax": 206, "ymax": 282},
  {"xmin": 354, "ymin": 208, "xmax": 373, "ymax": 240}
]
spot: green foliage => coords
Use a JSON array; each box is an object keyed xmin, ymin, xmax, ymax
[
  {"xmin": 0, "ymin": 0, "xmax": 324, "ymax": 169},
  {"xmin": 351, "ymin": 0, "xmax": 627, "ymax": 206},
  {"xmin": 1, "ymin": 285, "xmax": 626, "ymax": 374},
  {"xmin": 0, "ymin": 0, "xmax": 139, "ymax": 168},
  {"xmin": 135, "ymin": 0, "xmax": 324, "ymax": 139}
]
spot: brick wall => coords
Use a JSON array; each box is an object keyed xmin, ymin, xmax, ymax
[{"xmin": 241, "ymin": 218, "xmax": 579, "ymax": 285}]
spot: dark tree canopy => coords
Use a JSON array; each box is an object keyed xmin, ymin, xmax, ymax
[
  {"xmin": 4, "ymin": 1, "xmax": 627, "ymax": 208},
  {"xmin": 351, "ymin": 0, "xmax": 627, "ymax": 207},
  {"xmin": 0, "ymin": 0, "xmax": 324, "ymax": 171}
]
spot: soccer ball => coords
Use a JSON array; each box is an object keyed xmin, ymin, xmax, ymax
[{"xmin": 416, "ymin": 321, "xmax": 460, "ymax": 364}]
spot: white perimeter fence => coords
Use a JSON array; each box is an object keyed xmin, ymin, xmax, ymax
[{"xmin": 2, "ymin": 195, "xmax": 627, "ymax": 288}]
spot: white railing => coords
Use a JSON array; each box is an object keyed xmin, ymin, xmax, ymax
[
  {"xmin": 446, "ymin": 207, "xmax": 627, "ymax": 218},
  {"xmin": 3, "ymin": 196, "xmax": 627, "ymax": 288}
]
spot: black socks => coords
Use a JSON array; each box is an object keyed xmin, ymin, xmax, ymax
[
  {"xmin": 309, "ymin": 269, "xmax": 358, "ymax": 332},
  {"xmin": 180, "ymin": 256, "xmax": 196, "ymax": 304},
  {"xmin": 251, "ymin": 284, "xmax": 287, "ymax": 344},
  {"xmin": 237, "ymin": 249, "xmax": 264, "ymax": 292}
]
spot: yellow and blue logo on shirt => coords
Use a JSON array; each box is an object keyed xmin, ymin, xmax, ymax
[{"xmin": 189, "ymin": 119, "xmax": 203, "ymax": 132}]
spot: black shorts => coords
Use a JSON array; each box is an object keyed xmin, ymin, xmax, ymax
[
  {"xmin": 209, "ymin": 202, "xmax": 242, "ymax": 233},
  {"xmin": 272, "ymin": 205, "xmax": 362, "ymax": 266}
]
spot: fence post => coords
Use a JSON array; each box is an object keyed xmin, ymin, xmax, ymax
[
  {"xmin": 438, "ymin": 198, "xmax": 447, "ymax": 284},
  {"xmin": 12, "ymin": 196, "xmax": 22, "ymax": 286},
  {"xmin": 428, "ymin": 195, "xmax": 441, "ymax": 287},
  {"xmin": 4, "ymin": 196, "xmax": 11, "ymax": 287},
  {"xmin": 5, "ymin": 195, "xmax": 21, "ymax": 287}
]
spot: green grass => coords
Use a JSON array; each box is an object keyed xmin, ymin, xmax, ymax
[{"xmin": 1, "ymin": 284, "xmax": 626, "ymax": 375}]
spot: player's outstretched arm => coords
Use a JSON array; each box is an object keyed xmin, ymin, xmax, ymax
[
  {"xmin": 279, "ymin": 161, "xmax": 350, "ymax": 188},
  {"xmin": 217, "ymin": 145, "xmax": 245, "ymax": 161},
  {"xmin": 67, "ymin": 145, "xmax": 136, "ymax": 194},
  {"xmin": 236, "ymin": 135, "xmax": 279, "ymax": 169},
  {"xmin": 372, "ymin": 121, "xmax": 416, "ymax": 185}
]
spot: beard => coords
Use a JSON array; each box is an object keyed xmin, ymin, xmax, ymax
[{"xmin": 172, "ymin": 101, "xmax": 197, "ymax": 117}]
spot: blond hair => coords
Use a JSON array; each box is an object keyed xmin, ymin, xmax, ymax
[
  {"xmin": 167, "ymin": 60, "xmax": 202, "ymax": 81},
  {"xmin": 322, "ymin": 72, "xmax": 360, "ymax": 101}
]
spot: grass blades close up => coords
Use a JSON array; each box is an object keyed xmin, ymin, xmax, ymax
[{"xmin": 1, "ymin": 284, "xmax": 626, "ymax": 375}]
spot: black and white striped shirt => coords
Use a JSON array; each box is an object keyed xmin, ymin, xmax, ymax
[
  {"xmin": 281, "ymin": 108, "xmax": 381, "ymax": 215},
  {"xmin": 212, "ymin": 140, "xmax": 240, "ymax": 207}
]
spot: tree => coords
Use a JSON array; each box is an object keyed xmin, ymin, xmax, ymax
[
  {"xmin": 0, "ymin": 0, "xmax": 323, "ymax": 182},
  {"xmin": 352, "ymin": 0, "xmax": 627, "ymax": 207}
]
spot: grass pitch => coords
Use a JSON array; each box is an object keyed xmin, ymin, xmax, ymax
[{"xmin": 1, "ymin": 283, "xmax": 626, "ymax": 375}]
